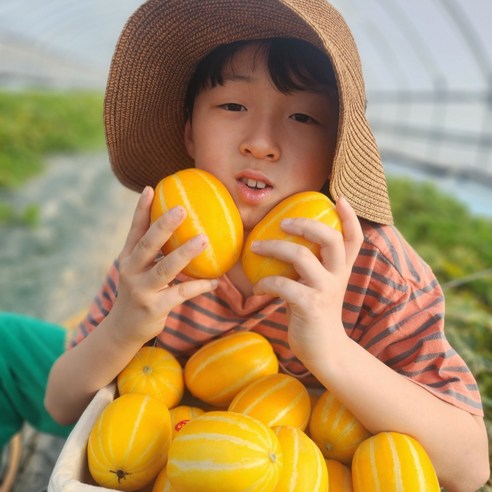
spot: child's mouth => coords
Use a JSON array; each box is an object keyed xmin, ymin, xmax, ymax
[{"xmin": 237, "ymin": 177, "xmax": 272, "ymax": 204}]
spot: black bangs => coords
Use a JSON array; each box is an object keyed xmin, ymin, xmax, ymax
[
  {"xmin": 185, "ymin": 38, "xmax": 337, "ymax": 117},
  {"xmin": 266, "ymin": 38, "xmax": 337, "ymax": 93}
]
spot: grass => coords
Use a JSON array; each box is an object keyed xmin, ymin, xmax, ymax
[
  {"xmin": 0, "ymin": 202, "xmax": 39, "ymax": 226},
  {"xmin": 0, "ymin": 89, "xmax": 105, "ymax": 225}
]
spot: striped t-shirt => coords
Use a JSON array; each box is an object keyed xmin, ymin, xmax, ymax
[{"xmin": 68, "ymin": 220, "xmax": 483, "ymax": 416}]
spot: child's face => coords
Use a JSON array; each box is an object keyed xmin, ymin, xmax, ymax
[{"xmin": 184, "ymin": 43, "xmax": 339, "ymax": 233}]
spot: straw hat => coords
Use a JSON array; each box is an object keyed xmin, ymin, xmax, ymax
[{"xmin": 104, "ymin": 0, "xmax": 393, "ymax": 224}]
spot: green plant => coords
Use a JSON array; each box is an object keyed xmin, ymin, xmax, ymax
[
  {"xmin": 0, "ymin": 90, "xmax": 104, "ymax": 188},
  {"xmin": 0, "ymin": 203, "xmax": 39, "ymax": 227}
]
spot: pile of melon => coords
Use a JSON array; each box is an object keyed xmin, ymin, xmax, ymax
[
  {"xmin": 86, "ymin": 169, "xmax": 441, "ymax": 491},
  {"xmin": 87, "ymin": 331, "xmax": 441, "ymax": 491}
]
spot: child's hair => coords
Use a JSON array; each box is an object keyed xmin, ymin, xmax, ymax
[{"xmin": 185, "ymin": 38, "xmax": 338, "ymax": 119}]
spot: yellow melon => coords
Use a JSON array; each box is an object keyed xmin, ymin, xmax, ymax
[
  {"xmin": 242, "ymin": 191, "xmax": 341, "ymax": 284},
  {"xmin": 184, "ymin": 331, "xmax": 279, "ymax": 407},
  {"xmin": 272, "ymin": 425, "xmax": 328, "ymax": 492},
  {"xmin": 352, "ymin": 432, "xmax": 440, "ymax": 491},
  {"xmin": 326, "ymin": 459, "xmax": 353, "ymax": 491},
  {"xmin": 151, "ymin": 168, "xmax": 243, "ymax": 278},
  {"xmin": 167, "ymin": 411, "xmax": 283, "ymax": 492},
  {"xmin": 309, "ymin": 389, "xmax": 371, "ymax": 464},
  {"xmin": 87, "ymin": 393, "xmax": 172, "ymax": 491},
  {"xmin": 228, "ymin": 373, "xmax": 311, "ymax": 430},
  {"xmin": 169, "ymin": 405, "xmax": 205, "ymax": 439},
  {"xmin": 117, "ymin": 346, "xmax": 184, "ymax": 408},
  {"xmin": 152, "ymin": 466, "xmax": 176, "ymax": 492}
]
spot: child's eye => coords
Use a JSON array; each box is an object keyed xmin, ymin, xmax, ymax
[
  {"xmin": 220, "ymin": 103, "xmax": 246, "ymax": 112},
  {"xmin": 290, "ymin": 113, "xmax": 316, "ymax": 124}
]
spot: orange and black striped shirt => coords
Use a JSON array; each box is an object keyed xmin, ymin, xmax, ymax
[{"xmin": 68, "ymin": 220, "xmax": 483, "ymax": 416}]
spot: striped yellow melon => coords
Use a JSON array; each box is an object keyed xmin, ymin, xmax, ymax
[
  {"xmin": 325, "ymin": 459, "xmax": 353, "ymax": 491},
  {"xmin": 167, "ymin": 411, "xmax": 283, "ymax": 492},
  {"xmin": 151, "ymin": 168, "xmax": 243, "ymax": 278},
  {"xmin": 152, "ymin": 466, "xmax": 176, "ymax": 492},
  {"xmin": 309, "ymin": 389, "xmax": 371, "ymax": 464},
  {"xmin": 87, "ymin": 393, "xmax": 172, "ymax": 491},
  {"xmin": 117, "ymin": 346, "xmax": 184, "ymax": 408},
  {"xmin": 272, "ymin": 425, "xmax": 328, "ymax": 492},
  {"xmin": 228, "ymin": 373, "xmax": 311, "ymax": 430},
  {"xmin": 352, "ymin": 432, "xmax": 440, "ymax": 491},
  {"xmin": 169, "ymin": 405, "xmax": 205, "ymax": 439},
  {"xmin": 242, "ymin": 191, "xmax": 341, "ymax": 284},
  {"xmin": 184, "ymin": 331, "xmax": 279, "ymax": 407}
]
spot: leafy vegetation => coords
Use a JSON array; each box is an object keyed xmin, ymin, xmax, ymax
[
  {"xmin": 0, "ymin": 90, "xmax": 104, "ymax": 188},
  {"xmin": 0, "ymin": 202, "xmax": 39, "ymax": 226}
]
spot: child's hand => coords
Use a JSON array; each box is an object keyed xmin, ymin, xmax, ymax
[
  {"xmin": 107, "ymin": 187, "xmax": 218, "ymax": 346},
  {"xmin": 251, "ymin": 197, "xmax": 363, "ymax": 366}
]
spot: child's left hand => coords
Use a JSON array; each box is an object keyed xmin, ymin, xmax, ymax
[{"xmin": 251, "ymin": 196, "xmax": 363, "ymax": 366}]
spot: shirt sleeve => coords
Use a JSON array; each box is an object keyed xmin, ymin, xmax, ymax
[
  {"xmin": 66, "ymin": 259, "xmax": 120, "ymax": 349},
  {"xmin": 344, "ymin": 222, "xmax": 483, "ymax": 416}
]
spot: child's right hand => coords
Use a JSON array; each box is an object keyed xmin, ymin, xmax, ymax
[{"xmin": 106, "ymin": 186, "xmax": 218, "ymax": 346}]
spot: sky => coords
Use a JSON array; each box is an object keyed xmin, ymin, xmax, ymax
[{"xmin": 1, "ymin": 0, "xmax": 491, "ymax": 92}]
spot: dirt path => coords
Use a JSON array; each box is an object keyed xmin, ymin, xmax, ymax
[{"xmin": 0, "ymin": 152, "xmax": 138, "ymax": 323}]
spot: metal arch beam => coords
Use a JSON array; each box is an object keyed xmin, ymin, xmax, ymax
[
  {"xmin": 372, "ymin": 0, "xmax": 446, "ymax": 88},
  {"xmin": 438, "ymin": 0, "xmax": 492, "ymax": 82},
  {"xmin": 31, "ymin": 3, "xmax": 131, "ymax": 41},
  {"xmin": 0, "ymin": 0, "xmax": 140, "ymax": 65},
  {"xmin": 330, "ymin": 0, "xmax": 410, "ymax": 89},
  {"xmin": 438, "ymin": 0, "xmax": 492, "ymax": 171},
  {"xmin": 360, "ymin": 18, "xmax": 411, "ymax": 88}
]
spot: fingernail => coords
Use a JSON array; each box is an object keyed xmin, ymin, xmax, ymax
[
  {"xmin": 281, "ymin": 218, "xmax": 293, "ymax": 227},
  {"xmin": 191, "ymin": 233, "xmax": 208, "ymax": 248},
  {"xmin": 251, "ymin": 240, "xmax": 260, "ymax": 251},
  {"xmin": 168, "ymin": 206, "xmax": 184, "ymax": 218}
]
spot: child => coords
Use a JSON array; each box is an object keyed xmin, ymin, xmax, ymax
[{"xmin": 39, "ymin": 0, "xmax": 488, "ymax": 489}]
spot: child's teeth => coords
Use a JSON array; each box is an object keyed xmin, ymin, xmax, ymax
[{"xmin": 245, "ymin": 178, "xmax": 266, "ymax": 189}]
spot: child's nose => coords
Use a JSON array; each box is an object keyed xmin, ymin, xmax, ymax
[{"xmin": 239, "ymin": 119, "xmax": 280, "ymax": 161}]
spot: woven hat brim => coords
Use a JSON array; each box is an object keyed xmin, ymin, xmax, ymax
[{"xmin": 104, "ymin": 0, "xmax": 393, "ymax": 224}]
